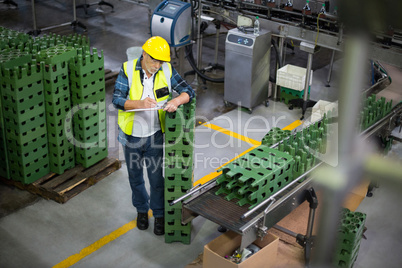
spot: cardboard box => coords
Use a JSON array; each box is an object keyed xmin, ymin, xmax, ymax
[
  {"xmin": 203, "ymin": 231, "xmax": 279, "ymax": 268},
  {"xmin": 343, "ymin": 180, "xmax": 370, "ymax": 211}
]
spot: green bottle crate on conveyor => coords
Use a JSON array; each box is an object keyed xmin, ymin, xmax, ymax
[
  {"xmin": 215, "ymin": 146, "xmax": 294, "ymax": 209},
  {"xmin": 0, "ymin": 62, "xmax": 50, "ymax": 184},
  {"xmin": 216, "ymin": 114, "xmax": 329, "ymax": 211},
  {"xmin": 359, "ymin": 94, "xmax": 392, "ymax": 131},
  {"xmin": 277, "ymin": 116, "xmax": 328, "ymax": 179},
  {"xmin": 261, "ymin": 127, "xmax": 291, "ymax": 147},
  {"xmin": 333, "ymin": 208, "xmax": 367, "ymax": 268},
  {"xmin": 164, "ymin": 98, "xmax": 196, "ymax": 244}
]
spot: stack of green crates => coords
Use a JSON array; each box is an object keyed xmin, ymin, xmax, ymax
[
  {"xmin": 0, "ymin": 26, "xmax": 107, "ymax": 183},
  {"xmin": 164, "ymin": 98, "xmax": 196, "ymax": 244},
  {"xmin": 0, "ymin": 96, "xmax": 9, "ymax": 179},
  {"xmin": 334, "ymin": 208, "xmax": 367, "ymax": 267},
  {"xmin": 69, "ymin": 48, "xmax": 107, "ymax": 168},
  {"xmin": 38, "ymin": 44, "xmax": 78, "ymax": 174},
  {"xmin": 280, "ymin": 86, "xmax": 311, "ymax": 105},
  {"xmin": 0, "ymin": 61, "xmax": 50, "ymax": 184}
]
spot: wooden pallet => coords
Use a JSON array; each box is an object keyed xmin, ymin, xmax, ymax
[
  {"xmin": 105, "ymin": 69, "xmax": 119, "ymax": 87},
  {"xmin": 0, "ymin": 157, "xmax": 121, "ymax": 204}
]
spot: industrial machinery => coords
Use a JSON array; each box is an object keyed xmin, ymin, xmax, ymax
[
  {"xmin": 150, "ymin": 0, "xmax": 192, "ymax": 47},
  {"xmin": 224, "ymin": 28, "xmax": 271, "ymax": 111},
  {"xmin": 170, "ymin": 99, "xmax": 401, "ymax": 264}
]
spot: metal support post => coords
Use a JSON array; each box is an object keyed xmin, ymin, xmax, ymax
[
  {"xmin": 73, "ymin": 0, "xmax": 77, "ymax": 21},
  {"xmin": 298, "ymin": 188, "xmax": 318, "ymax": 266},
  {"xmin": 325, "ymin": 50, "xmax": 336, "ymax": 87},
  {"xmin": 192, "ymin": 0, "xmax": 203, "ymax": 87},
  {"xmin": 213, "ymin": 21, "xmax": 220, "ymax": 74},
  {"xmin": 303, "ymin": 52, "xmax": 313, "ymax": 102},
  {"xmin": 31, "ymin": 0, "xmax": 39, "ymax": 36},
  {"xmin": 274, "ymin": 188, "xmax": 318, "ymax": 266},
  {"xmin": 273, "ymin": 36, "xmax": 285, "ymax": 102},
  {"xmin": 288, "ymin": 42, "xmax": 316, "ymax": 120}
]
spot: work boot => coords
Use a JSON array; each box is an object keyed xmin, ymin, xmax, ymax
[
  {"xmin": 137, "ymin": 213, "xmax": 149, "ymax": 230},
  {"xmin": 154, "ymin": 217, "xmax": 165, "ymax": 236}
]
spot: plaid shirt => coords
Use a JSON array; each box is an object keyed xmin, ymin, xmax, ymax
[{"xmin": 112, "ymin": 56, "xmax": 195, "ymax": 145}]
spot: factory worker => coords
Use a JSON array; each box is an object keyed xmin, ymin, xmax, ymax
[{"xmin": 112, "ymin": 36, "xmax": 195, "ymax": 235}]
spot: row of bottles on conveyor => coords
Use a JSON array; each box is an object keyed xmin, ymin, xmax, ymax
[
  {"xmin": 263, "ymin": 0, "xmax": 332, "ymax": 16},
  {"xmin": 253, "ymin": 1, "xmax": 337, "ymax": 28}
]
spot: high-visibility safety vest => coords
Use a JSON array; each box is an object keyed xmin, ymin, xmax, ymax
[{"xmin": 118, "ymin": 59, "xmax": 172, "ymax": 135}]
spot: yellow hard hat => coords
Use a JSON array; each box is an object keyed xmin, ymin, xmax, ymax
[{"xmin": 142, "ymin": 36, "xmax": 171, "ymax": 62}]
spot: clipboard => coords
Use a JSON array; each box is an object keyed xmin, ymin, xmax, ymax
[{"xmin": 125, "ymin": 103, "xmax": 167, "ymax": 112}]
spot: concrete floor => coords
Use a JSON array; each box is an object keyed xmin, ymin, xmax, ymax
[{"xmin": 1, "ymin": 0, "xmax": 402, "ymax": 267}]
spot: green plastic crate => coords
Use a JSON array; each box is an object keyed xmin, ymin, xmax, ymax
[
  {"xmin": 75, "ymin": 146, "xmax": 108, "ymax": 168},
  {"xmin": 0, "ymin": 49, "xmax": 32, "ymax": 69},
  {"xmin": 9, "ymin": 156, "xmax": 49, "ymax": 184},
  {"xmin": 0, "ymin": 61, "xmax": 43, "ymax": 89},
  {"xmin": 37, "ymin": 44, "xmax": 77, "ymax": 65}
]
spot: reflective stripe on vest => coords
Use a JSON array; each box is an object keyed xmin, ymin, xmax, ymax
[{"xmin": 118, "ymin": 59, "xmax": 172, "ymax": 135}]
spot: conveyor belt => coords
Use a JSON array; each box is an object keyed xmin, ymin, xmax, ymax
[
  {"xmin": 180, "ymin": 101, "xmax": 401, "ymax": 249},
  {"xmin": 182, "ymin": 176, "xmax": 314, "ymax": 235},
  {"xmin": 183, "ymin": 185, "xmax": 266, "ymax": 231}
]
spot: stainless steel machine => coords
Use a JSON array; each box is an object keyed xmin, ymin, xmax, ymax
[
  {"xmin": 150, "ymin": 0, "xmax": 191, "ymax": 47},
  {"xmin": 224, "ymin": 28, "xmax": 271, "ymax": 112}
]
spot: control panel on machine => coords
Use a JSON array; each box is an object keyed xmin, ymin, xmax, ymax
[
  {"xmin": 227, "ymin": 34, "xmax": 254, "ymax": 47},
  {"xmin": 156, "ymin": 1, "xmax": 181, "ymax": 15}
]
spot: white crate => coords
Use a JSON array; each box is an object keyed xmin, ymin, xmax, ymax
[
  {"xmin": 310, "ymin": 100, "xmax": 338, "ymax": 123},
  {"xmin": 276, "ymin": 64, "xmax": 313, "ymax": 91}
]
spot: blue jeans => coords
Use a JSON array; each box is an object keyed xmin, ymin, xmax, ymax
[{"xmin": 122, "ymin": 130, "xmax": 164, "ymax": 218}]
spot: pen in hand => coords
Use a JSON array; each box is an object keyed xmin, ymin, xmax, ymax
[{"xmin": 142, "ymin": 96, "xmax": 157, "ymax": 108}]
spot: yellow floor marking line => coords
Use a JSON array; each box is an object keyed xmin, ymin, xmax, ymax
[
  {"xmin": 53, "ymin": 211, "xmax": 153, "ymax": 268},
  {"xmin": 202, "ymin": 123, "xmax": 261, "ymax": 145},
  {"xmin": 281, "ymin": 119, "xmax": 303, "ymax": 130},
  {"xmin": 54, "ymin": 120, "xmax": 301, "ymax": 267}
]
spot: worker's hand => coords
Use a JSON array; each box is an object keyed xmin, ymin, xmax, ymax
[
  {"xmin": 163, "ymin": 99, "xmax": 180, "ymax": 113},
  {"xmin": 141, "ymin": 97, "xmax": 157, "ymax": 108}
]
